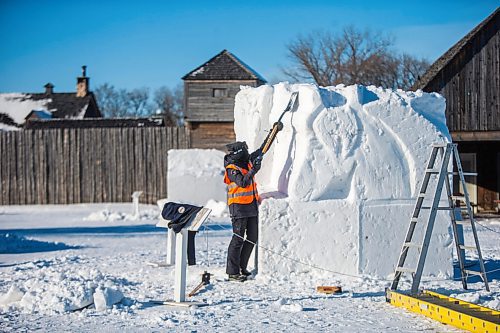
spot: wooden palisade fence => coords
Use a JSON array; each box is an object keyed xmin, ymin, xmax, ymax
[{"xmin": 0, "ymin": 127, "xmax": 190, "ymax": 205}]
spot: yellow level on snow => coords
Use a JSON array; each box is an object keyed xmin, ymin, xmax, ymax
[{"xmin": 386, "ymin": 289, "xmax": 499, "ymax": 332}]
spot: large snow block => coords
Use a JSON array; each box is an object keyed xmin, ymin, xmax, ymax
[
  {"xmin": 259, "ymin": 199, "xmax": 359, "ymax": 277},
  {"xmin": 359, "ymin": 200, "xmax": 453, "ymax": 277},
  {"xmin": 167, "ymin": 149, "xmax": 226, "ymax": 205},
  {"xmin": 259, "ymin": 199, "xmax": 453, "ymax": 277},
  {"xmin": 234, "ymin": 83, "xmax": 454, "ymax": 279}
]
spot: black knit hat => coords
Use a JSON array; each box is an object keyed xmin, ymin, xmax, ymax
[{"xmin": 225, "ymin": 141, "xmax": 248, "ymax": 154}]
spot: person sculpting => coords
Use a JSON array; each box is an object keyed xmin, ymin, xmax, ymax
[{"xmin": 223, "ymin": 141, "xmax": 263, "ymax": 282}]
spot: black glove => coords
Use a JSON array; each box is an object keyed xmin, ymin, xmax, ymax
[
  {"xmin": 275, "ymin": 121, "xmax": 284, "ymax": 132},
  {"xmin": 252, "ymin": 154, "xmax": 262, "ymax": 172}
]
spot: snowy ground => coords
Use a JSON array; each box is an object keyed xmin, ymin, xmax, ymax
[{"xmin": 0, "ymin": 203, "xmax": 498, "ymax": 332}]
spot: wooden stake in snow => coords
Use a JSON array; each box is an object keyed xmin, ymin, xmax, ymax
[
  {"xmin": 316, "ymin": 286, "xmax": 342, "ymax": 294},
  {"xmin": 131, "ymin": 191, "xmax": 143, "ymax": 218}
]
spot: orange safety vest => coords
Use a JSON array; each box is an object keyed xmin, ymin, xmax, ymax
[{"xmin": 224, "ymin": 163, "xmax": 259, "ymax": 205}]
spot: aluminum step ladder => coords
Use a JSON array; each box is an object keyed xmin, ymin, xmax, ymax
[{"xmin": 390, "ymin": 143, "xmax": 489, "ymax": 294}]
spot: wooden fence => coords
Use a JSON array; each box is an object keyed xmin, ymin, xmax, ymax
[{"xmin": 0, "ymin": 127, "xmax": 190, "ymax": 205}]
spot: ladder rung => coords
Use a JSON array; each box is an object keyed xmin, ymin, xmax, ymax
[
  {"xmin": 421, "ymin": 207, "xmax": 453, "ymax": 210},
  {"xmin": 448, "ymin": 172, "xmax": 478, "ymax": 176},
  {"xmin": 458, "ymin": 245, "xmax": 477, "ymax": 251},
  {"xmin": 404, "ymin": 242, "xmax": 421, "ymax": 249},
  {"xmin": 410, "ymin": 218, "xmax": 418, "ymax": 223},
  {"xmin": 454, "ymin": 220, "xmax": 470, "ymax": 225},
  {"xmin": 396, "ymin": 267, "xmax": 415, "ymax": 273},
  {"xmin": 425, "ymin": 169, "xmax": 440, "ymax": 174},
  {"xmin": 464, "ymin": 270, "xmax": 483, "ymax": 276},
  {"xmin": 451, "ymin": 195, "xmax": 465, "ymax": 201},
  {"xmin": 432, "ymin": 143, "xmax": 448, "ymax": 148}
]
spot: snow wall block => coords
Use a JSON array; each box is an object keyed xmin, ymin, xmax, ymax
[{"xmin": 168, "ymin": 149, "xmax": 226, "ymax": 205}]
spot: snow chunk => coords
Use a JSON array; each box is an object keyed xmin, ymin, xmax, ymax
[
  {"xmin": 280, "ymin": 303, "xmax": 303, "ymax": 312},
  {"xmin": 93, "ymin": 287, "xmax": 124, "ymax": 312},
  {"xmin": 0, "ymin": 285, "xmax": 25, "ymax": 306}
]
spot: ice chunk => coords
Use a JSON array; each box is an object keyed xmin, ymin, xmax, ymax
[{"xmin": 93, "ymin": 287, "xmax": 124, "ymax": 312}]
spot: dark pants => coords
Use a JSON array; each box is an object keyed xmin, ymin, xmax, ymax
[
  {"xmin": 187, "ymin": 231, "xmax": 196, "ymax": 266},
  {"xmin": 226, "ymin": 216, "xmax": 258, "ymax": 275}
]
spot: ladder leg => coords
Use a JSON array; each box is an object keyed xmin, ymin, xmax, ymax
[
  {"xmin": 391, "ymin": 146, "xmax": 440, "ymax": 291},
  {"xmin": 452, "ymin": 145, "xmax": 489, "ymax": 291},
  {"xmin": 444, "ymin": 168, "xmax": 467, "ymax": 290},
  {"xmin": 411, "ymin": 145, "xmax": 452, "ymax": 294}
]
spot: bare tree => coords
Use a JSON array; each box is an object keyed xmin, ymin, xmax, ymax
[
  {"xmin": 284, "ymin": 26, "xmax": 429, "ymax": 90},
  {"xmin": 94, "ymin": 83, "xmax": 126, "ymax": 117},
  {"xmin": 398, "ymin": 54, "xmax": 430, "ymax": 90},
  {"xmin": 153, "ymin": 84, "xmax": 184, "ymax": 126},
  {"xmin": 126, "ymin": 88, "xmax": 150, "ymax": 117},
  {"xmin": 95, "ymin": 84, "xmax": 154, "ymax": 118}
]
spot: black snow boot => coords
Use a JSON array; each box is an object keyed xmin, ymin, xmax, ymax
[
  {"xmin": 228, "ymin": 274, "xmax": 247, "ymax": 282},
  {"xmin": 240, "ymin": 268, "xmax": 252, "ymax": 277}
]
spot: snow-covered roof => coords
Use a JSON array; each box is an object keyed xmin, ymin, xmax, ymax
[
  {"xmin": 25, "ymin": 109, "xmax": 53, "ymax": 120},
  {"xmin": 0, "ymin": 91, "xmax": 100, "ymax": 127},
  {"xmin": 0, "ymin": 93, "xmax": 51, "ymax": 125}
]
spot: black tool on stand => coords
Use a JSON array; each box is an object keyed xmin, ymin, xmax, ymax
[{"xmin": 188, "ymin": 271, "xmax": 211, "ymax": 297}]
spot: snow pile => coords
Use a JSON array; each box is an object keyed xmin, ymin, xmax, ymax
[
  {"xmin": 0, "ymin": 256, "xmax": 123, "ymax": 313},
  {"xmin": 168, "ymin": 149, "xmax": 226, "ymax": 205},
  {"xmin": 0, "ymin": 233, "xmax": 78, "ymax": 253},
  {"xmin": 84, "ymin": 209, "xmax": 158, "ymax": 222},
  {"xmin": 0, "ymin": 93, "xmax": 51, "ymax": 125},
  {"xmin": 234, "ymin": 83, "xmax": 453, "ymax": 278}
]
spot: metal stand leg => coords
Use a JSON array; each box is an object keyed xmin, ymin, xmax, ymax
[
  {"xmin": 166, "ymin": 229, "xmax": 176, "ymax": 266},
  {"xmin": 174, "ymin": 229, "xmax": 188, "ymax": 303}
]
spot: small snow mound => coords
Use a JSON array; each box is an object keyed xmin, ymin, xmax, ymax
[
  {"xmin": 0, "ymin": 233, "xmax": 78, "ymax": 254},
  {"xmin": 84, "ymin": 209, "xmax": 158, "ymax": 222},
  {"xmin": 280, "ymin": 303, "xmax": 303, "ymax": 312},
  {"xmin": 274, "ymin": 297, "xmax": 288, "ymax": 306}
]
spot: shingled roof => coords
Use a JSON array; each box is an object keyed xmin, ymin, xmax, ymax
[
  {"xmin": 182, "ymin": 49, "xmax": 266, "ymax": 82},
  {"xmin": 412, "ymin": 7, "xmax": 500, "ymax": 90},
  {"xmin": 28, "ymin": 92, "xmax": 100, "ymax": 119}
]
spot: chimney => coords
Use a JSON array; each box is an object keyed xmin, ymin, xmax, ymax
[
  {"xmin": 44, "ymin": 83, "xmax": 54, "ymax": 94},
  {"xmin": 76, "ymin": 65, "xmax": 89, "ymax": 97}
]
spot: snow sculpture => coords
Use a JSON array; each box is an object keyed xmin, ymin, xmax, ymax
[{"xmin": 234, "ymin": 83, "xmax": 453, "ymax": 278}]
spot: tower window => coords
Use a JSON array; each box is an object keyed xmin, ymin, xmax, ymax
[{"xmin": 213, "ymin": 88, "xmax": 227, "ymax": 97}]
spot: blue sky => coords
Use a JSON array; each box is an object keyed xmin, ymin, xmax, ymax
[{"xmin": 0, "ymin": 1, "xmax": 498, "ymax": 93}]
